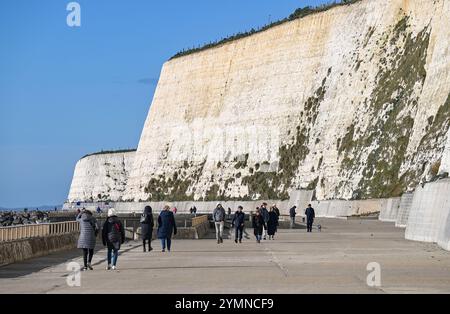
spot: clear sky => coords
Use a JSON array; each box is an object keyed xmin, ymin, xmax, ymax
[{"xmin": 0, "ymin": 0, "xmax": 338, "ymax": 208}]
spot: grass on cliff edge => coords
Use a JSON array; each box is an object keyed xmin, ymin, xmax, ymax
[
  {"xmin": 81, "ymin": 149, "xmax": 137, "ymax": 159},
  {"xmin": 170, "ymin": 0, "xmax": 362, "ymax": 60}
]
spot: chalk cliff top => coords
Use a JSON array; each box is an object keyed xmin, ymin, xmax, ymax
[
  {"xmin": 170, "ymin": 0, "xmax": 363, "ymax": 60},
  {"xmin": 81, "ymin": 149, "xmax": 136, "ymax": 160}
]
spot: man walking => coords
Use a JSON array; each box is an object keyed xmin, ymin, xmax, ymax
[
  {"xmin": 213, "ymin": 203, "xmax": 226, "ymax": 244},
  {"xmin": 305, "ymin": 204, "xmax": 315, "ymax": 232},
  {"xmin": 260, "ymin": 203, "xmax": 270, "ymax": 240},
  {"xmin": 289, "ymin": 205, "xmax": 297, "ymax": 229},
  {"xmin": 232, "ymin": 206, "xmax": 245, "ymax": 243}
]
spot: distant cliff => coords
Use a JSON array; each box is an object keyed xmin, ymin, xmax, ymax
[
  {"xmin": 67, "ymin": 0, "xmax": 450, "ymax": 203},
  {"xmin": 68, "ymin": 151, "xmax": 135, "ymax": 202}
]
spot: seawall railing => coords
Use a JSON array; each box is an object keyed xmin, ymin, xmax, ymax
[
  {"xmin": 191, "ymin": 215, "xmax": 208, "ymax": 227},
  {"xmin": 0, "ymin": 221, "xmax": 79, "ymax": 242}
]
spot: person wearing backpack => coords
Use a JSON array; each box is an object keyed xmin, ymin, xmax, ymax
[
  {"xmin": 76, "ymin": 209, "xmax": 99, "ymax": 271},
  {"xmin": 102, "ymin": 208, "xmax": 125, "ymax": 270},
  {"xmin": 141, "ymin": 206, "xmax": 154, "ymax": 252}
]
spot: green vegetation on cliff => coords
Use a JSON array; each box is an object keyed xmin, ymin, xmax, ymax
[
  {"xmin": 338, "ymin": 16, "xmax": 431, "ymax": 199},
  {"xmin": 170, "ymin": 0, "xmax": 363, "ymax": 60},
  {"xmin": 81, "ymin": 149, "xmax": 136, "ymax": 159}
]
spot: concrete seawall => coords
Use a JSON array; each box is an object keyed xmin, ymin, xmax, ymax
[
  {"xmin": 0, "ymin": 233, "xmax": 79, "ymax": 267},
  {"xmin": 64, "ymin": 193, "xmax": 391, "ymax": 219},
  {"xmin": 395, "ymin": 192, "xmax": 414, "ymax": 228},
  {"xmin": 379, "ymin": 198, "xmax": 401, "ymax": 222},
  {"xmin": 311, "ymin": 199, "xmax": 388, "ymax": 218},
  {"xmin": 405, "ymin": 179, "xmax": 450, "ymax": 250}
]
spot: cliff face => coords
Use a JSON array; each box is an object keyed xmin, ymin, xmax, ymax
[
  {"xmin": 68, "ymin": 0, "xmax": 450, "ymax": 203},
  {"xmin": 67, "ymin": 152, "xmax": 135, "ymax": 202}
]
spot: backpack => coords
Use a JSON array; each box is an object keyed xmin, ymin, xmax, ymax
[
  {"xmin": 140, "ymin": 213, "xmax": 147, "ymax": 223},
  {"xmin": 108, "ymin": 221, "xmax": 122, "ymax": 243}
]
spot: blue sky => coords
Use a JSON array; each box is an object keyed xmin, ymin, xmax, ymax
[{"xmin": 0, "ymin": 0, "xmax": 336, "ymax": 208}]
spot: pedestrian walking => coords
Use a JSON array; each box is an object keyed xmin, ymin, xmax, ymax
[
  {"xmin": 102, "ymin": 208, "xmax": 125, "ymax": 270},
  {"xmin": 157, "ymin": 205, "xmax": 177, "ymax": 252},
  {"xmin": 272, "ymin": 204, "xmax": 280, "ymax": 232},
  {"xmin": 213, "ymin": 203, "xmax": 226, "ymax": 244},
  {"xmin": 305, "ymin": 204, "xmax": 316, "ymax": 232},
  {"xmin": 260, "ymin": 203, "xmax": 270, "ymax": 240},
  {"xmin": 231, "ymin": 206, "xmax": 245, "ymax": 243},
  {"xmin": 76, "ymin": 209, "xmax": 99, "ymax": 271},
  {"xmin": 140, "ymin": 205, "xmax": 154, "ymax": 252},
  {"xmin": 272, "ymin": 204, "xmax": 280, "ymax": 217},
  {"xmin": 252, "ymin": 209, "xmax": 266, "ymax": 243},
  {"xmin": 289, "ymin": 206, "xmax": 297, "ymax": 229},
  {"xmin": 267, "ymin": 207, "xmax": 279, "ymax": 240}
]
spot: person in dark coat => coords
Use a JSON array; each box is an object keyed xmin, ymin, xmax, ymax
[
  {"xmin": 305, "ymin": 204, "xmax": 316, "ymax": 232},
  {"xmin": 252, "ymin": 209, "xmax": 266, "ymax": 243},
  {"xmin": 289, "ymin": 206, "xmax": 297, "ymax": 229},
  {"xmin": 76, "ymin": 209, "xmax": 98, "ymax": 271},
  {"xmin": 102, "ymin": 208, "xmax": 125, "ymax": 270},
  {"xmin": 260, "ymin": 203, "xmax": 270, "ymax": 240},
  {"xmin": 231, "ymin": 206, "xmax": 245, "ymax": 243},
  {"xmin": 271, "ymin": 204, "xmax": 280, "ymax": 232},
  {"xmin": 157, "ymin": 205, "xmax": 177, "ymax": 252},
  {"xmin": 272, "ymin": 204, "xmax": 280, "ymax": 217},
  {"xmin": 141, "ymin": 206, "xmax": 154, "ymax": 252},
  {"xmin": 267, "ymin": 207, "xmax": 279, "ymax": 240}
]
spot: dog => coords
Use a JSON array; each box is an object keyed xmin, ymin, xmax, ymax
[{"xmin": 317, "ymin": 224, "xmax": 322, "ymax": 232}]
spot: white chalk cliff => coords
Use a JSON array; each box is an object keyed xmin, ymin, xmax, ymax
[{"xmin": 67, "ymin": 0, "xmax": 450, "ymax": 204}]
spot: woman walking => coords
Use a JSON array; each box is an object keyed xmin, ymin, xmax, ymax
[
  {"xmin": 141, "ymin": 206, "xmax": 154, "ymax": 252},
  {"xmin": 76, "ymin": 209, "xmax": 98, "ymax": 271},
  {"xmin": 252, "ymin": 209, "xmax": 266, "ymax": 243},
  {"xmin": 157, "ymin": 205, "xmax": 177, "ymax": 252},
  {"xmin": 267, "ymin": 207, "xmax": 279, "ymax": 240},
  {"xmin": 102, "ymin": 208, "xmax": 125, "ymax": 270}
]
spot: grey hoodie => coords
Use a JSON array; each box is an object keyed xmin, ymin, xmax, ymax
[{"xmin": 213, "ymin": 206, "xmax": 226, "ymax": 222}]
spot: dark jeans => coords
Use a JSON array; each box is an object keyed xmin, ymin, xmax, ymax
[
  {"xmin": 143, "ymin": 239, "xmax": 152, "ymax": 250},
  {"xmin": 107, "ymin": 247, "xmax": 119, "ymax": 266},
  {"xmin": 235, "ymin": 226, "xmax": 243, "ymax": 241},
  {"xmin": 160, "ymin": 238, "xmax": 172, "ymax": 251},
  {"xmin": 307, "ymin": 219, "xmax": 314, "ymax": 232},
  {"xmin": 82, "ymin": 248, "xmax": 93, "ymax": 267}
]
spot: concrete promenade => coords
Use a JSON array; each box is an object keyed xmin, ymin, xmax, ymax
[{"xmin": 1, "ymin": 218, "xmax": 450, "ymax": 294}]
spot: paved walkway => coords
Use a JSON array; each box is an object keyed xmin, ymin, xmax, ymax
[{"xmin": 1, "ymin": 218, "xmax": 450, "ymax": 294}]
